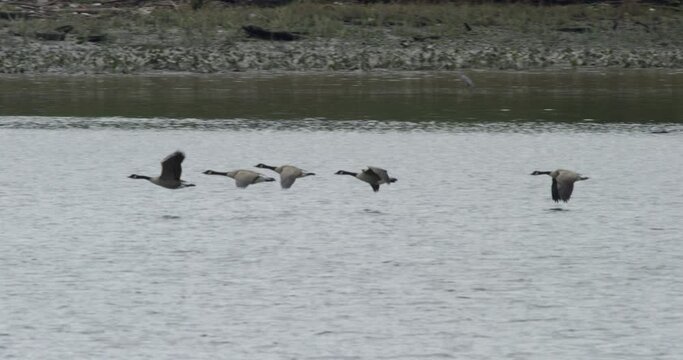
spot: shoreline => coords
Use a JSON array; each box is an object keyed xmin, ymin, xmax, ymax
[
  {"xmin": 1, "ymin": 2, "xmax": 681, "ymax": 74},
  {"xmin": 2, "ymin": 40, "xmax": 681, "ymax": 74}
]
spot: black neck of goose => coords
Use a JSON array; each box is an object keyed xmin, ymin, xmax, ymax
[
  {"xmin": 204, "ymin": 170, "xmax": 228, "ymax": 176},
  {"xmin": 256, "ymin": 164, "xmax": 277, "ymax": 171},
  {"xmin": 531, "ymin": 171, "xmax": 551, "ymax": 175},
  {"xmin": 336, "ymin": 170, "xmax": 358, "ymax": 176},
  {"xmin": 129, "ymin": 174, "xmax": 150, "ymax": 180}
]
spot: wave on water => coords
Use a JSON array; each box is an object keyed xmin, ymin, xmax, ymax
[{"xmin": 1, "ymin": 116, "xmax": 681, "ymax": 134}]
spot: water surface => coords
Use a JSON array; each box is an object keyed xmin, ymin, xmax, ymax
[
  {"xmin": 1, "ymin": 70, "xmax": 681, "ymax": 122},
  {"xmin": 1, "ymin": 71, "xmax": 682, "ymax": 359}
]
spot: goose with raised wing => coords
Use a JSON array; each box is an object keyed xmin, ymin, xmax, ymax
[
  {"xmin": 203, "ymin": 169, "xmax": 275, "ymax": 188},
  {"xmin": 531, "ymin": 169, "xmax": 589, "ymax": 202},
  {"xmin": 128, "ymin": 151, "xmax": 195, "ymax": 189},
  {"xmin": 335, "ymin": 166, "xmax": 397, "ymax": 192},
  {"xmin": 254, "ymin": 163, "xmax": 315, "ymax": 189}
]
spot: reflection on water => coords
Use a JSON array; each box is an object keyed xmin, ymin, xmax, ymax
[{"xmin": 0, "ymin": 70, "xmax": 681, "ymax": 122}]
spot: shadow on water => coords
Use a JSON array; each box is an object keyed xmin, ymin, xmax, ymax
[
  {"xmin": 547, "ymin": 207, "xmax": 570, "ymax": 212},
  {"xmin": 161, "ymin": 215, "xmax": 182, "ymax": 220},
  {"xmin": 649, "ymin": 127, "xmax": 683, "ymax": 134}
]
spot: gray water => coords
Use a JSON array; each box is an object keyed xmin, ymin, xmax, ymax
[{"xmin": 1, "ymin": 72, "xmax": 683, "ymax": 359}]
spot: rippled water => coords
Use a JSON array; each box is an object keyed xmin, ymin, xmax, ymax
[
  {"xmin": 1, "ymin": 116, "xmax": 682, "ymax": 359},
  {"xmin": 1, "ymin": 70, "xmax": 681, "ymax": 122},
  {"xmin": 1, "ymin": 71, "xmax": 683, "ymax": 359}
]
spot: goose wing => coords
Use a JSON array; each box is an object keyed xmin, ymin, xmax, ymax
[
  {"xmin": 551, "ymin": 178, "xmax": 560, "ymax": 202},
  {"xmin": 358, "ymin": 168, "xmax": 381, "ymax": 184},
  {"xmin": 368, "ymin": 166, "xmax": 391, "ymax": 184},
  {"xmin": 234, "ymin": 170, "xmax": 258, "ymax": 188},
  {"xmin": 279, "ymin": 166, "xmax": 303, "ymax": 189},
  {"xmin": 557, "ymin": 181, "xmax": 574, "ymax": 202},
  {"xmin": 160, "ymin": 151, "xmax": 184, "ymax": 181},
  {"xmin": 552, "ymin": 178, "xmax": 574, "ymax": 202}
]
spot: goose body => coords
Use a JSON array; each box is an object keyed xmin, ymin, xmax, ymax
[
  {"xmin": 531, "ymin": 169, "xmax": 589, "ymax": 202},
  {"xmin": 335, "ymin": 166, "xmax": 397, "ymax": 192},
  {"xmin": 129, "ymin": 151, "xmax": 195, "ymax": 189},
  {"xmin": 254, "ymin": 163, "xmax": 315, "ymax": 189},
  {"xmin": 204, "ymin": 169, "xmax": 275, "ymax": 188}
]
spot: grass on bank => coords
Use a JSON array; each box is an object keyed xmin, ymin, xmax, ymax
[{"xmin": 1, "ymin": 1, "xmax": 681, "ymax": 44}]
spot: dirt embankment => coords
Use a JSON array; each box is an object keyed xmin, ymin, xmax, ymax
[{"xmin": 1, "ymin": 1, "xmax": 681, "ymax": 73}]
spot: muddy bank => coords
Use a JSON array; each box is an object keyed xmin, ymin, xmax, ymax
[
  {"xmin": 1, "ymin": 2, "xmax": 681, "ymax": 74},
  {"xmin": 1, "ymin": 39, "xmax": 681, "ymax": 74}
]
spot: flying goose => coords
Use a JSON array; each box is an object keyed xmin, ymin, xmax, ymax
[
  {"xmin": 531, "ymin": 169, "xmax": 589, "ymax": 202},
  {"xmin": 335, "ymin": 166, "xmax": 397, "ymax": 192},
  {"xmin": 203, "ymin": 169, "xmax": 275, "ymax": 188},
  {"xmin": 128, "ymin": 151, "xmax": 195, "ymax": 189},
  {"xmin": 254, "ymin": 163, "xmax": 315, "ymax": 189}
]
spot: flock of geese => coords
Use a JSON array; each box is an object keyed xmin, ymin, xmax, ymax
[{"xmin": 129, "ymin": 151, "xmax": 589, "ymax": 202}]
